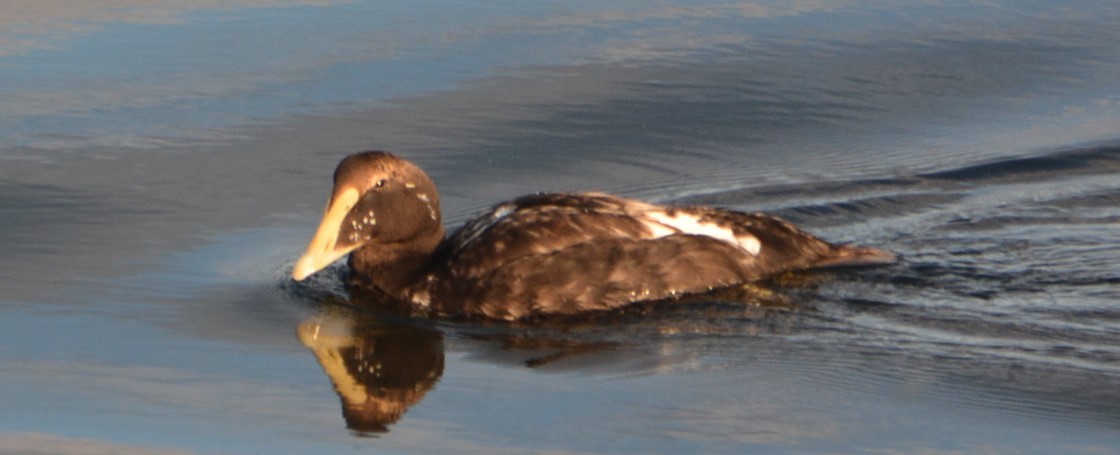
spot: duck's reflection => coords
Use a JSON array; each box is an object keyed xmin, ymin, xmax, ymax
[
  {"xmin": 297, "ymin": 281, "xmax": 802, "ymax": 433},
  {"xmin": 297, "ymin": 314, "xmax": 443, "ymax": 434}
]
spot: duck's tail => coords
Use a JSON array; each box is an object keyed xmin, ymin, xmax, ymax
[{"xmin": 816, "ymin": 244, "xmax": 898, "ymax": 268}]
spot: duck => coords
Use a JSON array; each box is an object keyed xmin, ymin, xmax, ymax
[{"xmin": 292, "ymin": 151, "xmax": 895, "ymax": 321}]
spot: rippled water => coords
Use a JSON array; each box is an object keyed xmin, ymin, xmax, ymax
[{"xmin": 2, "ymin": 1, "xmax": 1119, "ymax": 454}]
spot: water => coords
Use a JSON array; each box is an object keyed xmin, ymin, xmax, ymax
[{"xmin": 2, "ymin": 1, "xmax": 1119, "ymax": 453}]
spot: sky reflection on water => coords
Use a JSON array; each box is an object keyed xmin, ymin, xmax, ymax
[{"xmin": 4, "ymin": 1, "xmax": 1117, "ymax": 151}]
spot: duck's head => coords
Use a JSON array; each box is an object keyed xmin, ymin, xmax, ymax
[{"xmin": 292, "ymin": 151, "xmax": 444, "ymax": 283}]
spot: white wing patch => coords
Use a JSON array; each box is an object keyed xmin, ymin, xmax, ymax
[
  {"xmin": 644, "ymin": 211, "xmax": 761, "ymax": 255},
  {"xmin": 491, "ymin": 203, "xmax": 515, "ymax": 220}
]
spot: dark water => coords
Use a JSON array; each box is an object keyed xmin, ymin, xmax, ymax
[{"xmin": 2, "ymin": 1, "xmax": 1119, "ymax": 453}]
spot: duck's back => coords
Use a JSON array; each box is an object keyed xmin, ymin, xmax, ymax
[{"xmin": 410, "ymin": 193, "xmax": 890, "ymax": 320}]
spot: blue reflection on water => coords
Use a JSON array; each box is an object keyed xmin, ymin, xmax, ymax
[
  {"xmin": 2, "ymin": 1, "xmax": 1120, "ymax": 454},
  {"xmin": 8, "ymin": 1, "xmax": 1114, "ymax": 149}
]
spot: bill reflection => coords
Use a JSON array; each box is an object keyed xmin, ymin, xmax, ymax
[{"xmin": 297, "ymin": 314, "xmax": 444, "ymax": 434}]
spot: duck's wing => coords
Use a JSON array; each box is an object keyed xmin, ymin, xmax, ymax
[
  {"xmin": 443, "ymin": 235, "xmax": 757, "ymax": 320},
  {"xmin": 440, "ymin": 192, "xmax": 660, "ymax": 278},
  {"xmin": 658, "ymin": 207, "xmax": 895, "ymax": 272},
  {"xmin": 426, "ymin": 193, "xmax": 892, "ymax": 319}
]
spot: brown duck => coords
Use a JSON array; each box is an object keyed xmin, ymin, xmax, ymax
[{"xmin": 292, "ymin": 151, "xmax": 894, "ymax": 320}]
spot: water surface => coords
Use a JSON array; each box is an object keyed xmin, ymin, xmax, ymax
[{"xmin": 2, "ymin": 1, "xmax": 1119, "ymax": 454}]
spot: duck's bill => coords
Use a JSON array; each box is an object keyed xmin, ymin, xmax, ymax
[{"xmin": 292, "ymin": 188, "xmax": 361, "ymax": 281}]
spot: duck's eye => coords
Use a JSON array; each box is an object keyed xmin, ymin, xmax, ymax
[{"xmin": 375, "ymin": 179, "xmax": 387, "ymax": 188}]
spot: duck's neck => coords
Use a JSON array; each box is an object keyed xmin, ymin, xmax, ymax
[{"xmin": 347, "ymin": 230, "xmax": 444, "ymax": 299}]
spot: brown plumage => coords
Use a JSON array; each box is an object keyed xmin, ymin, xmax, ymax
[{"xmin": 292, "ymin": 151, "xmax": 895, "ymax": 320}]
